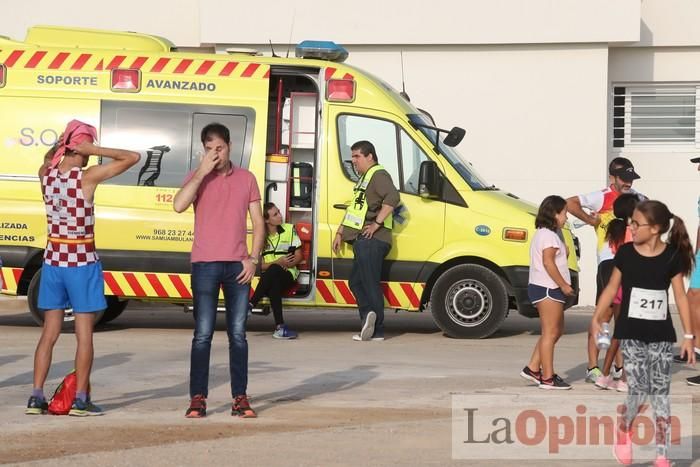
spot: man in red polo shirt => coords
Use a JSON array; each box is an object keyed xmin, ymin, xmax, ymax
[{"xmin": 174, "ymin": 123, "xmax": 264, "ymax": 419}]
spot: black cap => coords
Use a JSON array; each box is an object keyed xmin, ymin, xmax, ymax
[
  {"xmin": 691, "ymin": 156, "xmax": 700, "ymax": 163},
  {"xmin": 610, "ymin": 161, "xmax": 641, "ymax": 182}
]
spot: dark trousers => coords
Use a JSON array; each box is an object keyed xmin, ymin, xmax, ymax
[
  {"xmin": 189, "ymin": 261, "xmax": 249, "ymax": 398},
  {"xmin": 250, "ymin": 264, "xmax": 295, "ymax": 326},
  {"xmin": 349, "ymin": 235, "xmax": 391, "ymax": 337},
  {"xmin": 595, "ymin": 259, "xmax": 615, "ymax": 303}
]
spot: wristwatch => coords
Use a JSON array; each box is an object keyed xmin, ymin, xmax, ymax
[
  {"xmin": 374, "ymin": 220, "xmax": 383, "ymax": 226},
  {"xmin": 248, "ymin": 256, "xmax": 259, "ymax": 265}
]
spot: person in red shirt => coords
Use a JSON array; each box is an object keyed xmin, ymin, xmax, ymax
[
  {"xmin": 174, "ymin": 123, "xmax": 264, "ymax": 419},
  {"xmin": 567, "ymin": 157, "xmax": 643, "ymax": 383}
]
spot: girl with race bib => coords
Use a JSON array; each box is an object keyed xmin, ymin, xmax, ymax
[{"xmin": 591, "ymin": 200, "xmax": 696, "ymax": 467}]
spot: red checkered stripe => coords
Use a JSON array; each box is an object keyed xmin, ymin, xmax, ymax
[
  {"xmin": 315, "ymin": 279, "xmax": 424, "ymax": 310},
  {"xmin": 0, "ymin": 266, "xmax": 425, "ymax": 308},
  {"xmin": 0, "ymin": 49, "xmax": 269, "ymax": 79},
  {"xmin": 41, "ymin": 167, "xmax": 97, "ymax": 267},
  {"xmin": 323, "ymin": 66, "xmax": 354, "ymax": 81},
  {"xmin": 103, "ymin": 271, "xmax": 193, "ymax": 299},
  {"xmin": 103, "ymin": 274, "xmax": 261, "ymax": 300},
  {"xmin": 0, "ymin": 267, "xmax": 22, "ymax": 294}
]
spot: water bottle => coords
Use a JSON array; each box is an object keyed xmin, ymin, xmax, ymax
[{"xmin": 597, "ymin": 322, "xmax": 611, "ymax": 350}]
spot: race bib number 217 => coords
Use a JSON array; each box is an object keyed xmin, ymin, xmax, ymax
[{"xmin": 628, "ymin": 287, "xmax": 667, "ymax": 321}]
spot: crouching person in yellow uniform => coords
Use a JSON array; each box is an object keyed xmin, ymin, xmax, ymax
[{"xmin": 249, "ymin": 202, "xmax": 302, "ymax": 339}]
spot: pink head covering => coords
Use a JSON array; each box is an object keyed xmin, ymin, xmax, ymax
[{"xmin": 50, "ymin": 120, "xmax": 98, "ymax": 168}]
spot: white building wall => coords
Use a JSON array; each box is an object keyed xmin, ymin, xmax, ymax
[
  {"xmin": 199, "ymin": 0, "xmax": 639, "ymax": 45},
  {"xmin": 637, "ymin": 0, "xmax": 700, "ymax": 46},
  {"xmin": 609, "ymin": 46, "xmax": 700, "ymax": 272}
]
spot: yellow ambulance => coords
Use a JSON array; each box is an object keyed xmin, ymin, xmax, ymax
[{"xmin": 0, "ymin": 26, "xmax": 579, "ymax": 338}]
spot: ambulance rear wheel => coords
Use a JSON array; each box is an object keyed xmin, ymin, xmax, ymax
[
  {"xmin": 430, "ymin": 264, "xmax": 508, "ymax": 339},
  {"xmin": 27, "ymin": 269, "xmax": 104, "ymax": 330},
  {"xmin": 98, "ymin": 297, "xmax": 128, "ymax": 324}
]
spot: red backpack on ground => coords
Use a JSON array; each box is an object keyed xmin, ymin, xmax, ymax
[{"xmin": 48, "ymin": 370, "xmax": 89, "ymax": 415}]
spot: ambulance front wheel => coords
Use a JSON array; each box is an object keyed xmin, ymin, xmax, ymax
[
  {"xmin": 430, "ymin": 264, "xmax": 508, "ymax": 339},
  {"xmin": 27, "ymin": 269, "xmax": 104, "ymax": 330}
]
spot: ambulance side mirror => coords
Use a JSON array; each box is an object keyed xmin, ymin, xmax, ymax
[
  {"xmin": 443, "ymin": 127, "xmax": 466, "ymax": 147},
  {"xmin": 418, "ymin": 160, "xmax": 441, "ymax": 199}
]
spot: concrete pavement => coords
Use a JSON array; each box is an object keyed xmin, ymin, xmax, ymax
[{"xmin": 1, "ymin": 296, "xmax": 699, "ymax": 466}]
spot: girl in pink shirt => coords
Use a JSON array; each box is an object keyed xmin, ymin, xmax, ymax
[{"xmin": 520, "ymin": 195, "xmax": 575, "ymax": 390}]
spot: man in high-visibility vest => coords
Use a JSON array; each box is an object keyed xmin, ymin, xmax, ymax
[{"xmin": 332, "ymin": 140, "xmax": 400, "ymax": 341}]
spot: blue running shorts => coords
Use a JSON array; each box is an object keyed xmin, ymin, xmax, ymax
[
  {"xmin": 38, "ymin": 262, "xmax": 107, "ymax": 313},
  {"xmin": 528, "ymin": 283, "xmax": 566, "ymax": 304}
]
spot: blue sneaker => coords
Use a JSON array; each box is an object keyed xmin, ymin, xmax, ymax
[
  {"xmin": 25, "ymin": 395, "xmax": 48, "ymax": 415},
  {"xmin": 68, "ymin": 397, "xmax": 104, "ymax": 417},
  {"xmin": 272, "ymin": 324, "xmax": 298, "ymax": 339}
]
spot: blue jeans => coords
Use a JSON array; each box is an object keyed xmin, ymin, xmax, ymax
[
  {"xmin": 190, "ymin": 261, "xmax": 249, "ymax": 398},
  {"xmin": 349, "ymin": 235, "xmax": 391, "ymax": 338}
]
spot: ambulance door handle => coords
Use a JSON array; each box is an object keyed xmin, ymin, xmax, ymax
[{"xmin": 333, "ymin": 203, "xmax": 348, "ymax": 210}]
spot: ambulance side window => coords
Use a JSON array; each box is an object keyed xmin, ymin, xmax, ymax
[
  {"xmin": 399, "ymin": 130, "xmax": 429, "ymax": 195},
  {"xmin": 337, "ymin": 114, "xmax": 429, "ymax": 195},
  {"xmin": 100, "ymin": 101, "xmax": 252, "ymax": 188},
  {"xmin": 337, "ymin": 115, "xmax": 401, "ymax": 185}
]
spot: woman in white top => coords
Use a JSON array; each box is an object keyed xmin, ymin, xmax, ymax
[{"xmin": 520, "ymin": 195, "xmax": 575, "ymax": 390}]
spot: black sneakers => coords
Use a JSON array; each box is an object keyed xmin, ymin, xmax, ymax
[
  {"xmin": 519, "ymin": 366, "xmax": 541, "ymax": 384},
  {"xmin": 687, "ymin": 375, "xmax": 700, "ymax": 386},
  {"xmin": 539, "ymin": 374, "xmax": 572, "ymax": 390},
  {"xmin": 68, "ymin": 397, "xmax": 104, "ymax": 417},
  {"xmin": 25, "ymin": 395, "xmax": 48, "ymax": 415},
  {"xmin": 673, "ymin": 351, "xmax": 700, "ymax": 363}
]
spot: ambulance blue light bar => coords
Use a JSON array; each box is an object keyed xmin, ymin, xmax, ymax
[{"xmin": 295, "ymin": 40, "xmax": 348, "ymax": 63}]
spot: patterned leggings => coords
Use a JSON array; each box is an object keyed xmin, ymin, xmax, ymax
[{"xmin": 620, "ymin": 339, "xmax": 673, "ymax": 458}]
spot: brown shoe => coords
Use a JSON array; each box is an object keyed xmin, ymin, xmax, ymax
[
  {"xmin": 232, "ymin": 394, "xmax": 257, "ymax": 418},
  {"xmin": 185, "ymin": 394, "xmax": 207, "ymax": 418}
]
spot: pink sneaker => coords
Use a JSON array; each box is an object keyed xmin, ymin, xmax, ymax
[
  {"xmin": 654, "ymin": 455, "xmax": 670, "ymax": 467},
  {"xmin": 595, "ymin": 374, "xmax": 614, "ymax": 390},
  {"xmin": 614, "ymin": 428, "xmax": 633, "ymax": 465},
  {"xmin": 615, "ymin": 380, "xmax": 628, "ymax": 393}
]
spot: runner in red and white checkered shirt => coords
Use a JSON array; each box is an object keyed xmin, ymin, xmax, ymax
[
  {"xmin": 27, "ymin": 131, "xmax": 139, "ymax": 417},
  {"xmin": 42, "ymin": 166, "xmax": 98, "ymax": 267}
]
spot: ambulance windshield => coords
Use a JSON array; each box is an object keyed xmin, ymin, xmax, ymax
[{"xmin": 409, "ymin": 114, "xmax": 493, "ymax": 190}]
